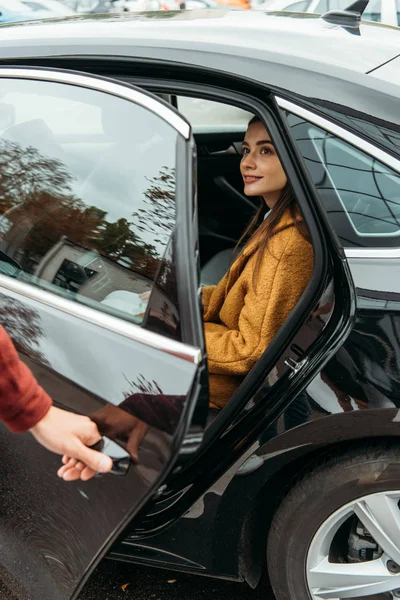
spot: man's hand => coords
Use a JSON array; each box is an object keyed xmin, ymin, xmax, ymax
[
  {"xmin": 57, "ymin": 404, "xmax": 149, "ymax": 481},
  {"xmin": 30, "ymin": 406, "xmax": 113, "ymax": 481}
]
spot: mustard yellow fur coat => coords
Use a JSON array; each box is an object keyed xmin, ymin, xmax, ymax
[{"xmin": 202, "ymin": 211, "xmax": 314, "ymax": 410}]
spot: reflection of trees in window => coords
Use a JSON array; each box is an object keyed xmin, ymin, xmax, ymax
[
  {"xmin": 122, "ymin": 373, "xmax": 163, "ymax": 398},
  {"xmin": 0, "ymin": 140, "xmax": 162, "ymax": 283},
  {"xmin": 132, "ymin": 166, "xmax": 176, "ymax": 248},
  {"xmin": 0, "ymin": 294, "xmax": 49, "ymax": 366},
  {"xmin": 0, "ymin": 140, "xmax": 75, "ymax": 213},
  {"xmin": 132, "ymin": 166, "xmax": 180, "ymax": 337}
]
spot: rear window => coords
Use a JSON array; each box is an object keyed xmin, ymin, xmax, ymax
[{"xmin": 177, "ymin": 97, "xmax": 252, "ymax": 134}]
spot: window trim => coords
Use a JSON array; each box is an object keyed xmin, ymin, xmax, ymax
[
  {"xmin": 0, "ymin": 273, "xmax": 201, "ymax": 363},
  {"xmin": 0, "ymin": 67, "xmax": 190, "ymax": 139},
  {"xmin": 276, "ymin": 96, "xmax": 400, "ymax": 174},
  {"xmin": 277, "ymin": 96, "xmax": 400, "ymax": 258},
  {"xmin": 0, "ymin": 66, "xmax": 200, "ymax": 364}
]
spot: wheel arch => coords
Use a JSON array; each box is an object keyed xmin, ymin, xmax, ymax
[{"xmin": 234, "ymin": 409, "xmax": 400, "ymax": 588}]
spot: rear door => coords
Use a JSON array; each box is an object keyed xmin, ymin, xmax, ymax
[{"xmin": 0, "ymin": 67, "xmax": 206, "ymax": 600}]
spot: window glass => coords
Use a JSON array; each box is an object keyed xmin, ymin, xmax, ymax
[
  {"xmin": 285, "ymin": 1, "xmax": 311, "ymax": 10},
  {"xmin": 0, "ymin": 78, "xmax": 179, "ymax": 330},
  {"xmin": 285, "ymin": 112, "xmax": 400, "ymax": 247},
  {"xmin": 177, "ymin": 97, "xmax": 252, "ymax": 134},
  {"xmin": 396, "ymin": 0, "xmax": 400, "ymax": 25},
  {"xmin": 309, "ymin": 107, "xmax": 400, "ymax": 157}
]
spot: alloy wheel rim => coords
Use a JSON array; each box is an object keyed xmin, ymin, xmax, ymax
[{"xmin": 306, "ymin": 491, "xmax": 400, "ymax": 599}]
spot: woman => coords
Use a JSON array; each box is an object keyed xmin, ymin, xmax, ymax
[{"xmin": 202, "ymin": 116, "xmax": 314, "ymax": 410}]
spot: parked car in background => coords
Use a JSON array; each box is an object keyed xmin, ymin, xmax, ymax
[
  {"xmin": 21, "ymin": 0, "xmax": 75, "ymax": 15},
  {"xmin": 1, "ymin": 4, "xmax": 400, "ymax": 600},
  {"xmin": 59, "ymin": 0, "xmax": 118, "ymax": 12},
  {"xmin": 185, "ymin": 0, "xmax": 217, "ymax": 8},
  {"xmin": 255, "ymin": 0, "xmax": 400, "ymax": 27},
  {"xmin": 0, "ymin": 0, "xmax": 52, "ymax": 20},
  {"xmin": 215, "ymin": 0, "xmax": 249, "ymax": 8}
]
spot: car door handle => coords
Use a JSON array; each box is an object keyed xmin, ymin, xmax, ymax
[
  {"xmin": 109, "ymin": 456, "xmax": 131, "ymax": 476},
  {"xmin": 91, "ymin": 438, "xmax": 131, "ymax": 476}
]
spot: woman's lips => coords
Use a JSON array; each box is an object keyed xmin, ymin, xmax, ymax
[{"xmin": 243, "ymin": 175, "xmax": 262, "ymax": 184}]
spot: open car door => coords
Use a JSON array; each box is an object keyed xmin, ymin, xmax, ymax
[{"xmin": 0, "ymin": 67, "xmax": 207, "ymax": 600}]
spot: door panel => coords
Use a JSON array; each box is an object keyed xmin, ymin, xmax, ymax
[{"xmin": 0, "ymin": 68, "xmax": 205, "ymax": 600}]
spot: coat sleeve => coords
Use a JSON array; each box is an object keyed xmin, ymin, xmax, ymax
[
  {"xmin": 0, "ymin": 326, "xmax": 52, "ymax": 433},
  {"xmin": 205, "ymin": 241, "xmax": 313, "ymax": 377},
  {"xmin": 201, "ymin": 285, "xmax": 216, "ymax": 314}
]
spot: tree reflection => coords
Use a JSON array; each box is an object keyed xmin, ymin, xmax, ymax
[
  {"xmin": 0, "ymin": 140, "xmax": 74, "ymax": 214},
  {"xmin": 0, "ymin": 293, "xmax": 49, "ymax": 366},
  {"xmin": 0, "ymin": 140, "xmax": 169, "ymax": 285},
  {"xmin": 132, "ymin": 166, "xmax": 176, "ymax": 248}
]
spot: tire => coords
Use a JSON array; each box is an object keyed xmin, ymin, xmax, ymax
[{"xmin": 267, "ymin": 442, "xmax": 400, "ymax": 600}]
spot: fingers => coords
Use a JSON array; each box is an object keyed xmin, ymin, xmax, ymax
[
  {"xmin": 58, "ymin": 458, "xmax": 97, "ymax": 481},
  {"xmin": 71, "ymin": 443, "xmax": 113, "ymax": 474},
  {"xmin": 127, "ymin": 421, "xmax": 148, "ymax": 464}
]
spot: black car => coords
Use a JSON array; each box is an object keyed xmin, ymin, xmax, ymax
[{"xmin": 0, "ymin": 3, "xmax": 399, "ymax": 600}]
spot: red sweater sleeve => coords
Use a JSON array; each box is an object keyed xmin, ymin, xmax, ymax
[{"xmin": 0, "ymin": 326, "xmax": 52, "ymax": 433}]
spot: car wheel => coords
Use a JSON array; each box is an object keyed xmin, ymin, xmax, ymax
[{"xmin": 267, "ymin": 443, "xmax": 400, "ymax": 600}]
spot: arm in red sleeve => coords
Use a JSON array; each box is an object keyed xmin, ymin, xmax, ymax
[{"xmin": 0, "ymin": 326, "xmax": 52, "ymax": 433}]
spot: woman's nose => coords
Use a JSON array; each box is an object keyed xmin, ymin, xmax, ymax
[{"xmin": 242, "ymin": 152, "xmax": 256, "ymax": 168}]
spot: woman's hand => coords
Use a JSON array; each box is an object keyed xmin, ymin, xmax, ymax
[{"xmin": 30, "ymin": 406, "xmax": 113, "ymax": 481}]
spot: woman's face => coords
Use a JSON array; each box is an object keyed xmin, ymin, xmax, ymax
[{"xmin": 240, "ymin": 121, "xmax": 287, "ymax": 209}]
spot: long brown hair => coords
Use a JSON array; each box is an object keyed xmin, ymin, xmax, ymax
[{"xmin": 226, "ymin": 116, "xmax": 309, "ymax": 292}]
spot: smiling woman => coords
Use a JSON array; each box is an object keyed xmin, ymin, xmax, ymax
[{"xmin": 201, "ymin": 116, "xmax": 314, "ymax": 410}]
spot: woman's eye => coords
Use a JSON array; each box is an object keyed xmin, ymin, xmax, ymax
[
  {"xmin": 261, "ymin": 147, "xmax": 272, "ymax": 155},
  {"xmin": 241, "ymin": 147, "xmax": 249, "ymax": 155}
]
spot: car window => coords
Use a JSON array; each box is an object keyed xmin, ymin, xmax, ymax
[
  {"xmin": 177, "ymin": 97, "xmax": 252, "ymax": 134},
  {"xmin": 396, "ymin": 0, "xmax": 400, "ymax": 25},
  {"xmin": 285, "ymin": 112, "xmax": 400, "ymax": 248},
  {"xmin": 0, "ymin": 78, "xmax": 179, "ymax": 327}
]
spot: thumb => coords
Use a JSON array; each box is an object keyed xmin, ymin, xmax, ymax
[{"xmin": 71, "ymin": 443, "xmax": 113, "ymax": 474}]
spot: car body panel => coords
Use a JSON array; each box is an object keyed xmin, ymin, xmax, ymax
[
  {"xmin": 111, "ymin": 407, "xmax": 400, "ymax": 583},
  {"xmin": 0, "ymin": 11, "xmax": 396, "ymax": 73}
]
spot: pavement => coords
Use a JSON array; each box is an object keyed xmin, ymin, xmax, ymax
[
  {"xmin": 0, "ymin": 554, "xmax": 276, "ymax": 599},
  {"xmin": 78, "ymin": 558, "xmax": 276, "ymax": 600}
]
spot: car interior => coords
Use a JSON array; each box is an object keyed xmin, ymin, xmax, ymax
[{"xmin": 177, "ymin": 96, "xmax": 259, "ymax": 284}]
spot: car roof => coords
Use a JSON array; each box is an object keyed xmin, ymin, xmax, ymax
[
  {"xmin": 0, "ymin": 11, "xmax": 399, "ymax": 127},
  {"xmin": 0, "ymin": 10, "xmax": 398, "ymax": 72}
]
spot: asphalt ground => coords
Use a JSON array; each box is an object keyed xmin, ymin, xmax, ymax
[
  {"xmin": 78, "ymin": 558, "xmax": 276, "ymax": 600},
  {"xmin": 0, "ymin": 557, "xmax": 275, "ymax": 600}
]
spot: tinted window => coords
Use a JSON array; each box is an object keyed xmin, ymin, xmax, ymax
[
  {"xmin": 286, "ymin": 112, "xmax": 400, "ymax": 247},
  {"xmin": 308, "ymin": 107, "xmax": 400, "ymax": 157},
  {"xmin": 0, "ymin": 78, "xmax": 179, "ymax": 330},
  {"xmin": 177, "ymin": 96, "xmax": 252, "ymax": 134}
]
